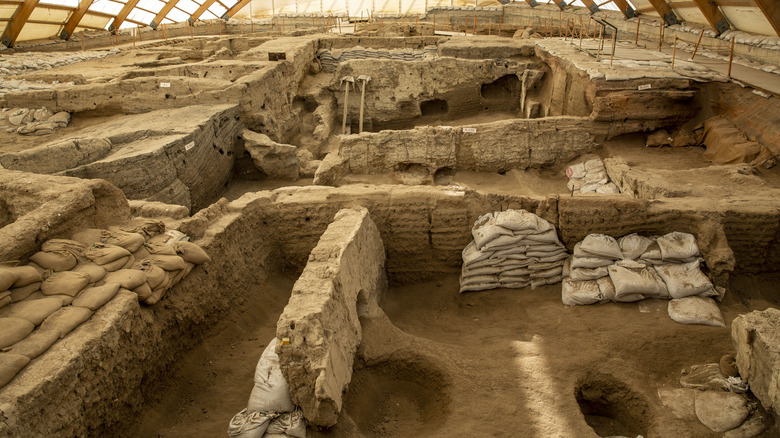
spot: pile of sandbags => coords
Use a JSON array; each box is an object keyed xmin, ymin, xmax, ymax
[
  {"xmin": 229, "ymin": 339, "xmax": 307, "ymax": 438},
  {"xmin": 565, "ymin": 158, "xmax": 620, "ymax": 195},
  {"xmin": 459, "ymin": 209, "xmax": 568, "ymax": 293},
  {"xmin": 0, "ymin": 220, "xmax": 210, "ymax": 389},
  {"xmin": 562, "ymin": 232, "xmax": 724, "ymax": 326},
  {"xmin": 1, "ymin": 107, "xmax": 71, "ymax": 136}
]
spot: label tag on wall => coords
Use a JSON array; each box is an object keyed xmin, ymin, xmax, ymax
[
  {"xmin": 185, "ymin": 141, "xmax": 195, "ymax": 151},
  {"xmin": 160, "ymin": 82, "xmax": 171, "ymax": 88},
  {"xmin": 638, "ymin": 84, "xmax": 652, "ymax": 90},
  {"xmin": 462, "ymin": 127, "xmax": 477, "ymax": 133}
]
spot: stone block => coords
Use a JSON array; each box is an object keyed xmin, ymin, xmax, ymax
[{"xmin": 732, "ymin": 307, "xmax": 780, "ymax": 414}]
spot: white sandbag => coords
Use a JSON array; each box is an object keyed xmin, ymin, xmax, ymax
[
  {"xmin": 247, "ymin": 338, "xmax": 295, "ymax": 413},
  {"xmin": 608, "ymin": 260, "xmax": 667, "ymax": 300},
  {"xmin": 494, "ymin": 209, "xmax": 549, "ymax": 232},
  {"xmin": 522, "ymin": 229, "xmax": 560, "ymax": 245},
  {"xmin": 530, "ymin": 266, "xmax": 563, "ymax": 279},
  {"xmin": 529, "ymin": 261, "xmax": 564, "ymax": 271},
  {"xmin": 561, "ymin": 279, "xmax": 601, "ymax": 306},
  {"xmin": 570, "ymin": 266, "xmax": 609, "ymax": 281},
  {"xmin": 596, "ymin": 183, "xmax": 620, "ymax": 194},
  {"xmin": 462, "ymin": 266, "xmax": 502, "ymax": 277},
  {"xmin": 570, "ymin": 256, "xmax": 613, "ymax": 269},
  {"xmin": 462, "ymin": 242, "xmax": 491, "ymax": 265},
  {"xmin": 472, "ymin": 220, "xmax": 513, "ymax": 249},
  {"xmin": 500, "ymin": 281, "xmax": 530, "ymax": 289},
  {"xmin": 579, "ymin": 182, "xmax": 600, "ymax": 193},
  {"xmin": 567, "ymin": 178, "xmax": 584, "ymax": 192},
  {"xmin": 618, "ymin": 234, "xmax": 653, "ymax": 260},
  {"xmin": 466, "ymin": 257, "xmax": 504, "ymax": 270},
  {"xmin": 562, "ymin": 257, "xmax": 571, "ymax": 278},
  {"xmin": 668, "ymin": 297, "xmax": 725, "ymax": 327},
  {"xmin": 491, "ymin": 247, "xmax": 529, "ymax": 259},
  {"xmin": 536, "ymin": 252, "xmax": 569, "ymax": 263},
  {"xmin": 266, "ymin": 407, "xmax": 306, "ymax": 438},
  {"xmin": 565, "ymin": 162, "xmax": 586, "ymax": 179},
  {"xmin": 584, "ymin": 158, "xmax": 604, "ymax": 171},
  {"xmin": 461, "ymin": 275, "xmax": 499, "ymax": 286},
  {"xmin": 596, "ymin": 276, "xmax": 616, "ymax": 303},
  {"xmin": 459, "ymin": 282, "xmax": 499, "ymax": 293},
  {"xmin": 654, "ymin": 261, "xmax": 713, "ymax": 299},
  {"xmin": 584, "ymin": 170, "xmax": 608, "ymax": 185},
  {"xmin": 657, "ymin": 232, "xmax": 699, "ymax": 261},
  {"xmin": 498, "ymin": 258, "xmax": 534, "ymax": 269},
  {"xmin": 579, "ymin": 234, "xmax": 622, "ymax": 260},
  {"xmin": 227, "ymin": 408, "xmax": 273, "ymax": 438},
  {"xmin": 639, "ymin": 241, "xmax": 664, "ymax": 264},
  {"xmin": 531, "ymin": 275, "xmax": 561, "ymax": 289},
  {"xmin": 501, "ymin": 267, "xmax": 532, "ymax": 277},
  {"xmin": 482, "ymin": 235, "xmax": 525, "ymax": 251}
]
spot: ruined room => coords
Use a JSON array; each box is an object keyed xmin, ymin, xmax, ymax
[{"xmin": 0, "ymin": 0, "xmax": 779, "ymax": 436}]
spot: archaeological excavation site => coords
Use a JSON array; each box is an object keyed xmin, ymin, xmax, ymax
[{"xmin": 1, "ymin": 0, "xmax": 780, "ymax": 436}]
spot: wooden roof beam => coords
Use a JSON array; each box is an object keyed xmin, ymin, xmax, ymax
[
  {"xmin": 109, "ymin": 0, "xmax": 140, "ymax": 33},
  {"xmin": 581, "ymin": 0, "xmax": 600, "ymax": 13},
  {"xmin": 1, "ymin": 0, "xmax": 40, "ymax": 47},
  {"xmin": 753, "ymin": 0, "xmax": 780, "ymax": 37},
  {"xmin": 692, "ymin": 0, "xmax": 730, "ymax": 34},
  {"xmin": 646, "ymin": 0, "xmax": 680, "ymax": 25},
  {"xmin": 60, "ymin": 0, "xmax": 95, "ymax": 40},
  {"xmin": 222, "ymin": 0, "xmax": 250, "ymax": 19},
  {"xmin": 150, "ymin": 0, "xmax": 181, "ymax": 29},
  {"xmin": 612, "ymin": 0, "xmax": 636, "ymax": 18},
  {"xmin": 188, "ymin": 0, "xmax": 217, "ymax": 23}
]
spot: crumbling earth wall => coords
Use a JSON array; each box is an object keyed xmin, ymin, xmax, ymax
[{"xmin": 276, "ymin": 207, "xmax": 386, "ymax": 427}]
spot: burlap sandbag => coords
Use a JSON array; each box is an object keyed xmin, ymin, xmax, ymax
[
  {"xmin": 172, "ymin": 242, "xmax": 211, "ymax": 264},
  {"xmin": 85, "ymin": 243, "xmax": 131, "ymax": 265},
  {"xmin": 0, "ymin": 353, "xmax": 30, "ymax": 388},
  {"xmin": 0, "ymin": 317, "xmax": 35, "ymax": 348},
  {"xmin": 40, "ymin": 307, "xmax": 94, "ymax": 339},
  {"xmin": 73, "ymin": 284, "xmax": 120, "ymax": 311},
  {"xmin": 101, "ymin": 230, "xmax": 145, "ymax": 253},
  {"xmin": 0, "ymin": 297, "xmax": 62, "ymax": 325},
  {"xmin": 144, "ymin": 242, "xmax": 177, "ymax": 256},
  {"xmin": 41, "ymin": 239, "xmax": 87, "ymax": 258},
  {"xmin": 27, "ymin": 291, "xmax": 75, "ymax": 306},
  {"xmin": 70, "ymin": 229, "xmax": 104, "ymax": 246},
  {"xmin": 132, "ymin": 247, "xmax": 151, "ymax": 262},
  {"xmin": 102, "ymin": 269, "xmax": 147, "ymax": 290},
  {"xmin": 6, "ymin": 265, "xmax": 41, "ymax": 288},
  {"xmin": 10, "ymin": 282, "xmax": 40, "ymax": 302},
  {"xmin": 146, "ymin": 254, "xmax": 186, "ymax": 272},
  {"xmin": 29, "ymin": 250, "xmax": 77, "ymax": 272},
  {"xmin": 170, "ymin": 262, "xmax": 195, "ymax": 285},
  {"xmin": 134, "ymin": 260, "xmax": 166, "ymax": 289},
  {"xmin": 4, "ymin": 329, "xmax": 59, "ymax": 360},
  {"xmin": 118, "ymin": 220, "xmax": 165, "ymax": 239},
  {"xmin": 101, "ymin": 255, "xmax": 133, "ymax": 272},
  {"xmin": 132, "ymin": 283, "xmax": 153, "ymax": 301},
  {"xmin": 71, "ymin": 262, "xmax": 106, "ymax": 283},
  {"xmin": 0, "ymin": 268, "xmax": 18, "ymax": 291},
  {"xmin": 41, "ymin": 271, "xmax": 91, "ymax": 297},
  {"xmin": 0, "ymin": 293, "xmax": 10, "ymax": 309}
]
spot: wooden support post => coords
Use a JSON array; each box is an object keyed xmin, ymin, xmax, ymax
[
  {"xmin": 191, "ymin": 20, "xmax": 194, "ymax": 38},
  {"xmin": 133, "ymin": 27, "xmax": 136, "ymax": 47},
  {"xmin": 596, "ymin": 25, "xmax": 603, "ymax": 60},
  {"xmin": 635, "ymin": 17, "xmax": 640, "ymax": 45},
  {"xmin": 579, "ymin": 16, "xmax": 582, "ymax": 49},
  {"xmin": 473, "ymin": 16, "xmax": 476, "ymax": 35},
  {"xmin": 658, "ymin": 23, "xmax": 663, "ymax": 52},
  {"xmin": 671, "ymin": 36, "xmax": 677, "ymax": 69},
  {"xmin": 610, "ymin": 31, "xmax": 616, "ymax": 66},
  {"xmin": 727, "ymin": 36, "xmax": 735, "ymax": 78},
  {"xmin": 338, "ymin": 16, "xmax": 342, "ymax": 32},
  {"xmin": 691, "ymin": 29, "xmax": 704, "ymax": 60},
  {"xmin": 587, "ymin": 17, "xmax": 592, "ymax": 38}
]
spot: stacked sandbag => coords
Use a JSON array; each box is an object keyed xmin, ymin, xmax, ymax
[
  {"xmin": 228, "ymin": 339, "xmax": 307, "ymax": 438},
  {"xmin": 0, "ymin": 222, "xmax": 210, "ymax": 389},
  {"xmin": 562, "ymin": 232, "xmax": 722, "ymax": 321},
  {"xmin": 459, "ymin": 210, "xmax": 568, "ymax": 293},
  {"xmin": 565, "ymin": 158, "xmax": 620, "ymax": 195}
]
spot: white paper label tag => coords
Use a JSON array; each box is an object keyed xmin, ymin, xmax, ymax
[
  {"xmin": 160, "ymin": 82, "xmax": 171, "ymax": 88},
  {"xmin": 638, "ymin": 84, "xmax": 652, "ymax": 90},
  {"xmin": 185, "ymin": 141, "xmax": 195, "ymax": 151},
  {"xmin": 462, "ymin": 127, "xmax": 477, "ymax": 133}
]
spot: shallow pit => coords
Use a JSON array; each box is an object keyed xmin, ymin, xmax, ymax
[{"xmin": 575, "ymin": 373, "xmax": 650, "ymax": 438}]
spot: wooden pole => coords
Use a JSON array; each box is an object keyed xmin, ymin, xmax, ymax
[
  {"xmin": 596, "ymin": 25, "xmax": 603, "ymax": 60},
  {"xmin": 465, "ymin": 17, "xmax": 468, "ymax": 36},
  {"xmin": 671, "ymin": 36, "xmax": 677, "ymax": 69},
  {"xmin": 132, "ymin": 27, "xmax": 136, "ymax": 47},
  {"xmin": 658, "ymin": 23, "xmax": 663, "ymax": 52},
  {"xmin": 587, "ymin": 17, "xmax": 592, "ymax": 38},
  {"xmin": 727, "ymin": 36, "xmax": 735, "ymax": 78},
  {"xmin": 635, "ymin": 17, "xmax": 640, "ymax": 45},
  {"xmin": 690, "ymin": 29, "xmax": 704, "ymax": 60},
  {"xmin": 282, "ymin": 17, "xmax": 285, "ymax": 31},
  {"xmin": 473, "ymin": 16, "xmax": 476, "ymax": 35},
  {"xmin": 338, "ymin": 16, "xmax": 342, "ymax": 33},
  {"xmin": 579, "ymin": 16, "xmax": 583, "ymax": 49},
  {"xmin": 191, "ymin": 20, "xmax": 194, "ymax": 38},
  {"xmin": 610, "ymin": 31, "xmax": 616, "ymax": 66}
]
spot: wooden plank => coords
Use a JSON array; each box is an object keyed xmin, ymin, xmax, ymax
[
  {"xmin": 1, "ymin": 0, "xmax": 39, "ymax": 47},
  {"xmin": 222, "ymin": 0, "xmax": 250, "ymax": 19},
  {"xmin": 188, "ymin": 0, "xmax": 217, "ymax": 23},
  {"xmin": 149, "ymin": 0, "xmax": 181, "ymax": 29},
  {"xmin": 108, "ymin": 0, "xmax": 140, "ymax": 33},
  {"xmin": 753, "ymin": 0, "xmax": 780, "ymax": 37},
  {"xmin": 646, "ymin": 0, "xmax": 680, "ymax": 25},
  {"xmin": 667, "ymin": 1, "xmax": 698, "ymax": 7},
  {"xmin": 612, "ymin": 0, "xmax": 636, "ymax": 18},
  {"xmin": 60, "ymin": 0, "xmax": 95, "ymax": 40},
  {"xmin": 691, "ymin": 0, "xmax": 730, "ymax": 34},
  {"xmin": 714, "ymin": 0, "xmax": 754, "ymax": 6}
]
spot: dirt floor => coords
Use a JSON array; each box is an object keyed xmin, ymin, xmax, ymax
[{"xmin": 129, "ymin": 271, "xmax": 779, "ymax": 437}]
